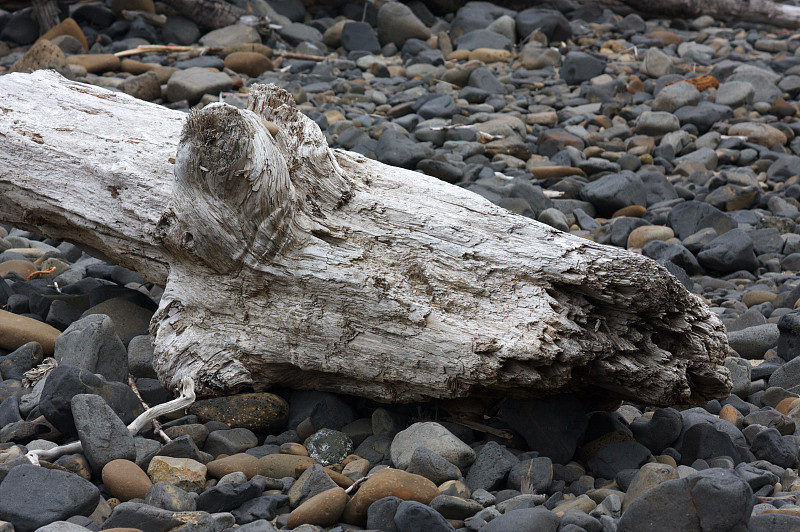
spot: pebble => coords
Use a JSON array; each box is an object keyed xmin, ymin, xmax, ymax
[
  {"xmin": 342, "ymin": 468, "xmax": 439, "ymax": 525},
  {"xmin": 146, "ymin": 456, "xmax": 207, "ymax": 493},
  {"xmin": 101, "ymin": 459, "xmax": 152, "ymax": 501},
  {"xmin": 286, "ymin": 486, "xmax": 346, "ymax": 528},
  {"xmin": 206, "ymin": 453, "xmax": 263, "ymax": 480}
]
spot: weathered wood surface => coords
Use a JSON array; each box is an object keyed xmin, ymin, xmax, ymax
[{"xmin": 0, "ymin": 71, "xmax": 732, "ymax": 405}]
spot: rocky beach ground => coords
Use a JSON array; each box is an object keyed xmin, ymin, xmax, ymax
[{"xmin": 3, "ymin": 0, "xmax": 800, "ymax": 530}]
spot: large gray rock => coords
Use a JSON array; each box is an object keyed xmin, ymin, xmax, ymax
[
  {"xmin": 167, "ymin": 67, "xmax": 233, "ymax": 104},
  {"xmin": 580, "ymin": 171, "xmax": 648, "ymax": 217},
  {"xmin": 727, "ymin": 324, "xmax": 779, "ymax": 360},
  {"xmin": 54, "ymin": 314, "xmax": 128, "ymax": 382},
  {"xmin": 377, "ymin": 2, "xmax": 430, "ymax": 47},
  {"xmin": 617, "ymin": 469, "xmax": 754, "ymax": 532},
  {"xmin": 635, "ymin": 111, "xmax": 680, "ymax": 136},
  {"xmin": 653, "ymin": 82, "xmax": 701, "ymax": 113},
  {"xmin": 39, "ymin": 364, "xmax": 144, "ymax": 436},
  {"xmin": 697, "ymin": 228, "xmax": 758, "ymax": 273},
  {"xmin": 0, "ymin": 465, "xmax": 100, "ymax": 532},
  {"xmin": 72, "ymin": 393, "xmax": 137, "ymax": 475},
  {"xmin": 390, "ymin": 422, "xmax": 475, "ymax": 470},
  {"xmin": 641, "ymin": 48, "xmax": 676, "ymax": 77}
]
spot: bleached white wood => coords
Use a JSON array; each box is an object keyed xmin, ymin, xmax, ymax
[{"xmin": 0, "ymin": 71, "xmax": 731, "ymax": 406}]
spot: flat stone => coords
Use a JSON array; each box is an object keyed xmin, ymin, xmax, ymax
[
  {"xmin": 203, "ymin": 427, "xmax": 258, "ymax": 457},
  {"xmin": 627, "ymin": 225, "xmax": 674, "ymax": 249},
  {"xmin": 189, "ymin": 392, "xmax": 289, "ymax": 432},
  {"xmin": 66, "ymin": 54, "xmax": 120, "ymax": 73},
  {"xmin": 0, "ymin": 464, "xmax": 100, "ymax": 532},
  {"xmin": 199, "ymin": 24, "xmax": 260, "ymax": 47},
  {"xmin": 224, "ymin": 51, "xmax": 273, "ymax": 77},
  {"xmin": 0, "ymin": 260, "xmax": 36, "ymax": 279},
  {"xmin": 259, "ymin": 453, "xmax": 315, "ymax": 479},
  {"xmin": 166, "ymin": 67, "xmax": 233, "ymax": 105},
  {"xmin": 728, "ymin": 122, "xmax": 787, "ymax": 147}
]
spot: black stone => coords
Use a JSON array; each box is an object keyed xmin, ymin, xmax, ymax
[
  {"xmin": 0, "ymin": 464, "xmax": 100, "ymax": 532},
  {"xmin": 501, "ymin": 394, "xmax": 588, "ymax": 465},
  {"xmin": 39, "ymin": 364, "xmax": 143, "ymax": 436}
]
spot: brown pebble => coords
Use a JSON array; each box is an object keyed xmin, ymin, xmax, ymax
[
  {"xmin": 102, "ymin": 459, "xmax": 152, "ymax": 502},
  {"xmin": 626, "ymin": 225, "xmax": 674, "ymax": 249},
  {"xmin": 0, "ymin": 309, "xmax": 60, "ymax": 354},
  {"xmin": 776, "ymin": 397, "xmax": 800, "ymax": 415},
  {"xmin": 260, "ymin": 454, "xmax": 316, "ymax": 479},
  {"xmin": 9, "ymin": 39, "xmax": 68, "ymax": 74},
  {"xmin": 38, "ymin": 18, "xmax": 87, "ymax": 51},
  {"xmin": 612, "ymin": 205, "xmax": 647, "ymax": 218},
  {"xmin": 0, "ymin": 260, "xmax": 36, "ymax": 279},
  {"xmin": 67, "ymin": 54, "xmax": 121, "ymax": 74},
  {"xmin": 206, "ymin": 453, "xmax": 263, "ymax": 480},
  {"xmin": 224, "ymin": 52, "xmax": 273, "ymax": 78},
  {"xmin": 719, "ymin": 405, "xmax": 743, "ymax": 429},
  {"xmin": 742, "ymin": 290, "xmax": 777, "ymax": 307},
  {"xmin": 342, "ymin": 468, "xmax": 439, "ymax": 525},
  {"xmin": 287, "ymin": 487, "xmax": 347, "ymax": 529},
  {"xmin": 109, "ymin": 0, "xmax": 154, "ymax": 17},
  {"xmin": 189, "ymin": 392, "xmax": 289, "ymax": 432},
  {"xmin": 280, "ymin": 442, "xmax": 309, "ymax": 456}
]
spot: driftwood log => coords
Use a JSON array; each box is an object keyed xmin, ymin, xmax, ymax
[{"xmin": 0, "ymin": 70, "xmax": 731, "ymax": 406}]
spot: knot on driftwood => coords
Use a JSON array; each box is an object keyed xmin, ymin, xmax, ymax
[{"xmin": 156, "ymin": 85, "xmax": 354, "ymax": 275}]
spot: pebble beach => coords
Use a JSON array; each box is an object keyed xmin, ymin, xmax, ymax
[{"xmin": 3, "ymin": 0, "xmax": 800, "ymax": 530}]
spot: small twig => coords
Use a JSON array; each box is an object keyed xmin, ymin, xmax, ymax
[
  {"xmin": 114, "ymin": 45, "xmax": 217, "ymax": 58},
  {"xmin": 273, "ymin": 51, "xmax": 327, "ymax": 62},
  {"xmin": 345, "ymin": 470, "xmax": 375, "ymax": 494},
  {"xmin": 127, "ymin": 376, "xmax": 196, "ymax": 435},
  {"xmin": 128, "ymin": 374, "xmax": 171, "ymax": 443}
]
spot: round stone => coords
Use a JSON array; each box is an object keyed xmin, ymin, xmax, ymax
[
  {"xmin": 342, "ymin": 468, "xmax": 439, "ymax": 526},
  {"xmin": 102, "ymin": 459, "xmax": 152, "ymax": 502},
  {"xmin": 627, "ymin": 225, "xmax": 675, "ymax": 249},
  {"xmin": 305, "ymin": 429, "xmax": 353, "ymax": 466}
]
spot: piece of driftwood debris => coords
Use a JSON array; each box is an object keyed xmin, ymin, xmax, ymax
[{"xmin": 0, "ymin": 70, "xmax": 731, "ymax": 406}]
